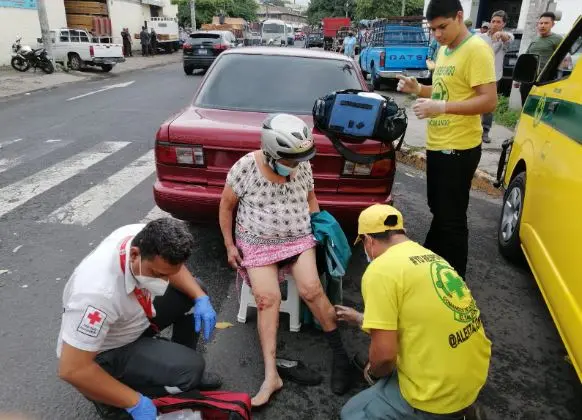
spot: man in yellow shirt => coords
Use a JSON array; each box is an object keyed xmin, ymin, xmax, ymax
[
  {"xmin": 397, "ymin": 0, "xmax": 497, "ymax": 278},
  {"xmin": 339, "ymin": 204, "xmax": 491, "ymax": 420}
]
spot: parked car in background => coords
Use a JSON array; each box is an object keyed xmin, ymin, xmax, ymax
[
  {"xmin": 496, "ymin": 16, "xmax": 582, "ymax": 382},
  {"xmin": 154, "ymin": 47, "xmax": 397, "ymax": 235},
  {"xmin": 182, "ymin": 30, "xmax": 236, "ymax": 75},
  {"xmin": 359, "ymin": 17, "xmax": 432, "ymax": 90},
  {"xmin": 498, "ymin": 30, "xmax": 523, "ymax": 97},
  {"xmin": 305, "ymin": 32, "xmax": 324, "ymax": 48}
]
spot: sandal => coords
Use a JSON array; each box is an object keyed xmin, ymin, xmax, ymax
[{"xmin": 276, "ymin": 358, "xmax": 323, "ymax": 386}]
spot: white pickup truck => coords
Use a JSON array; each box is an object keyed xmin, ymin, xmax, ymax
[{"xmin": 38, "ymin": 28, "xmax": 125, "ymax": 72}]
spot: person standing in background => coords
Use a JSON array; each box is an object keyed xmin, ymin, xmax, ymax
[
  {"xmin": 140, "ymin": 27, "xmax": 150, "ymax": 57},
  {"xmin": 479, "ymin": 11, "xmax": 514, "ymax": 143},
  {"xmin": 518, "ymin": 12, "xmax": 563, "ymax": 105}
]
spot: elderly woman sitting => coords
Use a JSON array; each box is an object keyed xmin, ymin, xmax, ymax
[{"xmin": 219, "ymin": 114, "xmax": 353, "ymax": 407}]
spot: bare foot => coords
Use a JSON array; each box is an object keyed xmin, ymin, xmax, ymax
[{"xmin": 251, "ymin": 376, "xmax": 283, "ymax": 407}]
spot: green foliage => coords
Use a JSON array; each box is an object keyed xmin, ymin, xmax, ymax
[
  {"xmin": 172, "ymin": 0, "xmax": 258, "ymax": 28},
  {"xmin": 307, "ymin": 0, "xmax": 356, "ymax": 26},
  {"xmin": 355, "ymin": 0, "xmax": 424, "ymax": 20},
  {"xmin": 494, "ymin": 94, "xmax": 521, "ymax": 129}
]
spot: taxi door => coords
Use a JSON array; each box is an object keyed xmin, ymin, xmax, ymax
[{"xmin": 521, "ymin": 19, "xmax": 582, "ymax": 379}]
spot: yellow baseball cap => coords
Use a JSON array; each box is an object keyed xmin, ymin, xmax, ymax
[{"xmin": 354, "ymin": 204, "xmax": 405, "ymax": 244}]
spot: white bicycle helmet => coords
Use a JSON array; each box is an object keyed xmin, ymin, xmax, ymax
[{"xmin": 261, "ymin": 113, "xmax": 316, "ymax": 162}]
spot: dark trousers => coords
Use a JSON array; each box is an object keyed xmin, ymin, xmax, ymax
[
  {"xmin": 123, "ymin": 41, "xmax": 132, "ymax": 57},
  {"xmin": 95, "ymin": 287, "xmax": 204, "ymax": 398},
  {"xmin": 141, "ymin": 43, "xmax": 148, "ymax": 56},
  {"xmin": 424, "ymin": 145, "xmax": 482, "ymax": 278},
  {"xmin": 520, "ymin": 82, "xmax": 534, "ymax": 106}
]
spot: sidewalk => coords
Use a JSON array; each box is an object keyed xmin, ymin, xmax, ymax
[
  {"xmin": 0, "ymin": 52, "xmax": 182, "ymax": 99},
  {"xmin": 379, "ymin": 88, "xmax": 515, "ymax": 192}
]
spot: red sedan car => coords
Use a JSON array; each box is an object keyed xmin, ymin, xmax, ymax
[{"xmin": 154, "ymin": 47, "xmax": 396, "ymax": 233}]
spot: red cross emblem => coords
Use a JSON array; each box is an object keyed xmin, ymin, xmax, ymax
[{"xmin": 87, "ymin": 311, "xmax": 102, "ymax": 325}]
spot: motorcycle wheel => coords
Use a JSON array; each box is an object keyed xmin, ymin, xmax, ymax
[
  {"xmin": 41, "ymin": 60, "xmax": 55, "ymax": 74},
  {"xmin": 11, "ymin": 56, "xmax": 29, "ymax": 72}
]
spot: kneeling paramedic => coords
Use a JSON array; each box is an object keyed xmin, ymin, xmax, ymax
[
  {"xmin": 56, "ymin": 218, "xmax": 221, "ymax": 419},
  {"xmin": 338, "ymin": 204, "xmax": 491, "ymax": 420}
]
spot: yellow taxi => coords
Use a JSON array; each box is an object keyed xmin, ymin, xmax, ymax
[{"xmin": 496, "ymin": 16, "xmax": 582, "ymax": 381}]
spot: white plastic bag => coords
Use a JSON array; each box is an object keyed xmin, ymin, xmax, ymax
[{"xmin": 157, "ymin": 409, "xmax": 203, "ymax": 420}]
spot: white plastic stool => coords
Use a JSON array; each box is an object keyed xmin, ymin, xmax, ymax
[{"xmin": 237, "ymin": 275, "xmax": 302, "ymax": 332}]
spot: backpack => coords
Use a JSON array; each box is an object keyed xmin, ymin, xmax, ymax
[
  {"xmin": 154, "ymin": 390, "xmax": 252, "ymax": 420},
  {"xmin": 312, "ymin": 89, "xmax": 408, "ymax": 164}
]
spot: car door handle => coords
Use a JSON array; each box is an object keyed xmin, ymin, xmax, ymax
[{"xmin": 548, "ymin": 101, "xmax": 559, "ymax": 113}]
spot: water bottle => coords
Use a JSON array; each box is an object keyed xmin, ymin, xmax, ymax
[{"xmin": 157, "ymin": 409, "xmax": 203, "ymax": 420}]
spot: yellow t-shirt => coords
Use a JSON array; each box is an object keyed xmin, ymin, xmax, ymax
[
  {"xmin": 361, "ymin": 240, "xmax": 492, "ymax": 414},
  {"xmin": 427, "ymin": 35, "xmax": 496, "ymax": 151}
]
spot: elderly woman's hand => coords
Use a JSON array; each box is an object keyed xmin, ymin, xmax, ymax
[
  {"xmin": 335, "ymin": 305, "xmax": 364, "ymax": 327},
  {"xmin": 226, "ymin": 245, "xmax": 243, "ymax": 270}
]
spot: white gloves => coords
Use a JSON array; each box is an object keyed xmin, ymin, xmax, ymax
[
  {"xmin": 396, "ymin": 76, "xmax": 422, "ymax": 95},
  {"xmin": 412, "ymin": 98, "xmax": 447, "ymax": 119}
]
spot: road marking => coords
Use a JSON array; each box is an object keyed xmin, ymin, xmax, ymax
[
  {"xmin": 42, "ymin": 150, "xmax": 155, "ymax": 226},
  {"xmin": 0, "ymin": 141, "xmax": 129, "ymax": 219},
  {"xmin": 66, "ymin": 81, "xmax": 135, "ymax": 102},
  {"xmin": 141, "ymin": 206, "xmax": 172, "ymax": 223},
  {"xmin": 0, "ymin": 138, "xmax": 23, "ymax": 148},
  {"xmin": 45, "ymin": 139, "xmax": 62, "ymax": 143},
  {"xmin": 0, "ymin": 139, "xmax": 73, "ymax": 174}
]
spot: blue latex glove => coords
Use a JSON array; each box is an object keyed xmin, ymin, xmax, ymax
[
  {"xmin": 193, "ymin": 295, "xmax": 217, "ymax": 341},
  {"xmin": 125, "ymin": 394, "xmax": 157, "ymax": 420}
]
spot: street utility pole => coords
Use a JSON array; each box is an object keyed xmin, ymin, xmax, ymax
[
  {"xmin": 401, "ymin": 0, "xmax": 406, "ymax": 16},
  {"xmin": 37, "ymin": 0, "xmax": 55, "ymax": 67},
  {"xmin": 190, "ymin": 0, "xmax": 196, "ymax": 31}
]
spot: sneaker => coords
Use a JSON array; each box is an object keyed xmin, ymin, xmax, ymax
[
  {"xmin": 276, "ymin": 358, "xmax": 323, "ymax": 386},
  {"xmin": 482, "ymin": 136, "xmax": 492, "ymax": 144}
]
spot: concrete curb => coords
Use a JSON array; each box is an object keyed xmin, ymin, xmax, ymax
[
  {"xmin": 0, "ymin": 55, "xmax": 182, "ymax": 102},
  {"xmin": 397, "ymin": 145, "xmax": 503, "ymax": 198}
]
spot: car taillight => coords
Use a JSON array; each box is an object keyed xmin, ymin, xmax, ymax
[
  {"xmin": 379, "ymin": 51, "xmax": 386, "ymax": 68},
  {"xmin": 342, "ymin": 159, "xmax": 390, "ymax": 177},
  {"xmin": 183, "ymin": 43, "xmax": 192, "ymax": 50},
  {"xmin": 89, "ymin": 45, "xmax": 94, "ymax": 57},
  {"xmin": 156, "ymin": 144, "xmax": 205, "ymax": 166},
  {"xmin": 213, "ymin": 43, "xmax": 228, "ymax": 50}
]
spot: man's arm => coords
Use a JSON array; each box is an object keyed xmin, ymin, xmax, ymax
[
  {"xmin": 368, "ymin": 329, "xmax": 398, "ymax": 378},
  {"xmin": 168, "ymin": 265, "xmax": 207, "ymax": 300},
  {"xmin": 58, "ymin": 343, "xmax": 140, "ymax": 408},
  {"xmin": 444, "ymin": 82, "xmax": 498, "ymax": 115}
]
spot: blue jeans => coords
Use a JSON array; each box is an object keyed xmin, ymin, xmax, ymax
[{"xmin": 341, "ymin": 372, "xmax": 467, "ymax": 420}]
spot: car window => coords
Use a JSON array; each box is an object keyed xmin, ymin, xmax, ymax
[
  {"xmin": 540, "ymin": 29, "xmax": 582, "ymax": 82},
  {"xmin": 189, "ymin": 33, "xmax": 221, "ymax": 45},
  {"xmin": 194, "ymin": 54, "xmax": 363, "ymax": 114}
]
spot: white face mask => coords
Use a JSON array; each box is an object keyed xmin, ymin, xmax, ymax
[
  {"xmin": 364, "ymin": 248, "xmax": 372, "ymax": 264},
  {"xmin": 132, "ymin": 257, "xmax": 169, "ymax": 297}
]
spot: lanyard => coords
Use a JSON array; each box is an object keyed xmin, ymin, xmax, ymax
[{"xmin": 119, "ymin": 236, "xmax": 159, "ymax": 332}]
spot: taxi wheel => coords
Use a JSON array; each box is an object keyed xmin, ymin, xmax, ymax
[{"xmin": 498, "ymin": 172, "xmax": 525, "ymax": 262}]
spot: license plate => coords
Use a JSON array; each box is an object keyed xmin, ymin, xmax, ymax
[{"xmin": 197, "ymin": 49, "xmax": 208, "ymax": 55}]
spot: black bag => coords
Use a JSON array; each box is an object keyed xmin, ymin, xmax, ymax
[{"xmin": 313, "ymin": 89, "xmax": 408, "ymax": 164}]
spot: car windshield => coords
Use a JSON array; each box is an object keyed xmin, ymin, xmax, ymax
[
  {"xmin": 263, "ymin": 23, "xmax": 285, "ymax": 33},
  {"xmin": 194, "ymin": 54, "xmax": 362, "ymax": 114},
  {"xmin": 189, "ymin": 33, "xmax": 221, "ymax": 45}
]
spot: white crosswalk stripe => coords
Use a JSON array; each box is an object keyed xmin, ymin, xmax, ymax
[
  {"xmin": 41, "ymin": 150, "xmax": 156, "ymax": 226},
  {"xmin": 0, "ymin": 141, "xmax": 130, "ymax": 219},
  {"xmin": 0, "ymin": 139, "xmax": 74, "ymax": 174},
  {"xmin": 141, "ymin": 206, "xmax": 173, "ymax": 223}
]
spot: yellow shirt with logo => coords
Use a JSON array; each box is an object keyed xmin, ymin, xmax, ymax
[
  {"xmin": 361, "ymin": 240, "xmax": 491, "ymax": 414},
  {"xmin": 427, "ymin": 35, "xmax": 496, "ymax": 151}
]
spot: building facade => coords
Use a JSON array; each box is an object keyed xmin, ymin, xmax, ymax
[
  {"xmin": 0, "ymin": 0, "xmax": 177, "ymax": 66},
  {"xmin": 257, "ymin": 4, "xmax": 308, "ymax": 26}
]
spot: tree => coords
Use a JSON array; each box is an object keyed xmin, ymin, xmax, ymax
[
  {"xmin": 172, "ymin": 0, "xmax": 258, "ymax": 28},
  {"xmin": 355, "ymin": 0, "xmax": 424, "ymax": 21},
  {"xmin": 307, "ymin": 0, "xmax": 356, "ymax": 26}
]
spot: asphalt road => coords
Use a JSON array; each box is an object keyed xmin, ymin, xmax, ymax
[{"xmin": 0, "ymin": 60, "xmax": 580, "ymax": 420}]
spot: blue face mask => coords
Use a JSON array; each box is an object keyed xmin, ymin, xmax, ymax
[{"xmin": 275, "ymin": 162, "xmax": 294, "ymax": 177}]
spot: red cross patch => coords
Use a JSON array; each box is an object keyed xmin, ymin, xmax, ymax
[{"xmin": 77, "ymin": 306, "xmax": 107, "ymax": 338}]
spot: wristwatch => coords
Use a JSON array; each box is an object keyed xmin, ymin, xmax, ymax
[{"xmin": 363, "ymin": 363, "xmax": 379, "ymax": 385}]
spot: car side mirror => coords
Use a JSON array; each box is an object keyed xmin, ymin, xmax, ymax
[{"xmin": 513, "ymin": 54, "xmax": 539, "ymax": 84}]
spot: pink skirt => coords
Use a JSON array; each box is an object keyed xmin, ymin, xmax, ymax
[{"xmin": 235, "ymin": 225, "xmax": 316, "ymax": 289}]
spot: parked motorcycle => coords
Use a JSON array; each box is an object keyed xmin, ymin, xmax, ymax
[{"xmin": 11, "ymin": 37, "xmax": 54, "ymax": 74}]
